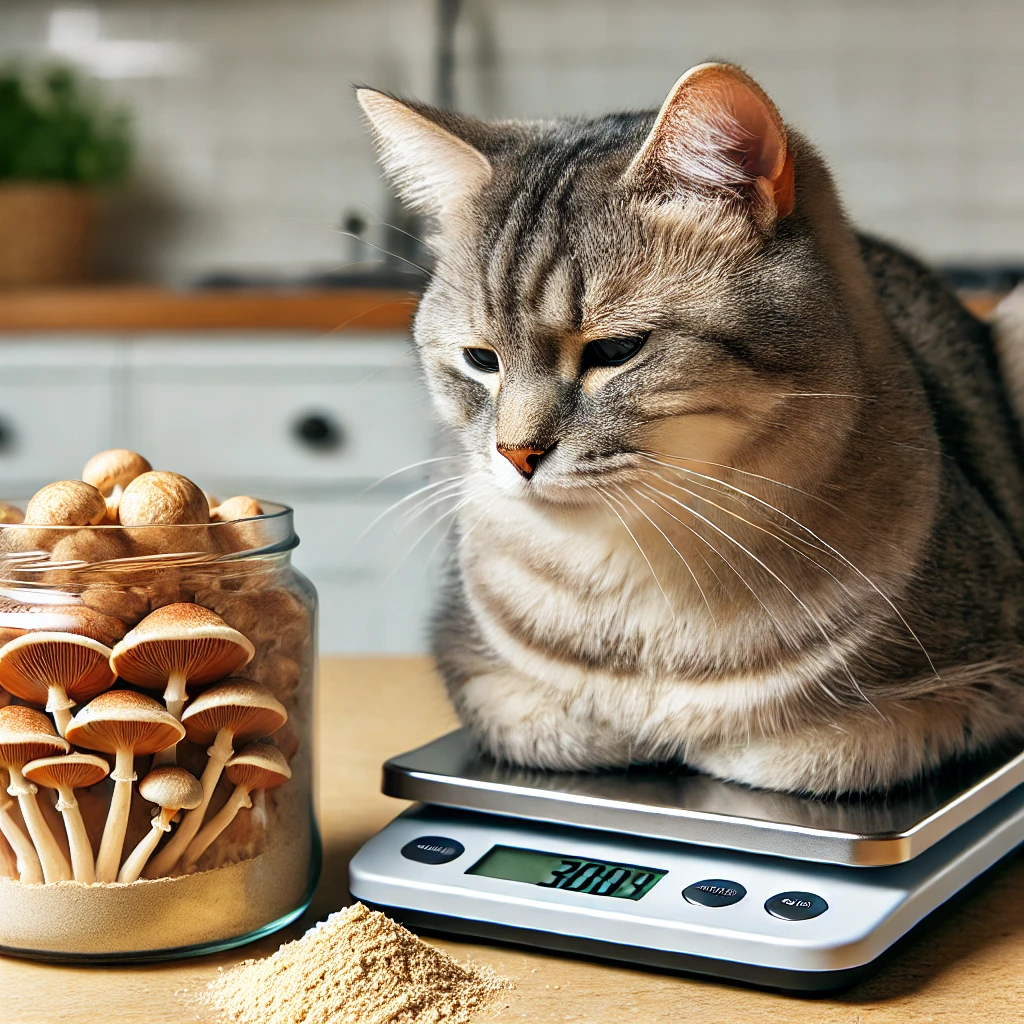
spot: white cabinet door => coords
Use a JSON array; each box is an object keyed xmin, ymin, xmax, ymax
[
  {"xmin": 0, "ymin": 339, "xmax": 120, "ymax": 495},
  {"xmin": 124, "ymin": 334, "xmax": 435, "ymax": 488}
]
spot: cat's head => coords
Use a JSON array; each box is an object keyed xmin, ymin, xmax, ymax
[{"xmin": 359, "ymin": 63, "xmax": 858, "ymax": 508}]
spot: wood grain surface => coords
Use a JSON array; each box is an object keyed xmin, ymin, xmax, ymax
[
  {"xmin": 1, "ymin": 656, "xmax": 1021, "ymax": 1023},
  {"xmin": 0, "ymin": 287, "xmax": 417, "ymax": 332}
]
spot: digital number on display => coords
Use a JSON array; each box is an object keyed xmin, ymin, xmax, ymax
[{"xmin": 466, "ymin": 845, "xmax": 666, "ymax": 901}]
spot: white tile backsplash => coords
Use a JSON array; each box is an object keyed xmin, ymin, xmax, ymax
[{"xmin": 3, "ymin": 0, "xmax": 1023, "ymax": 274}]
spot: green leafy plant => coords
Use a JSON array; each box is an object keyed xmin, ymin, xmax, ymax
[{"xmin": 0, "ymin": 64, "xmax": 132, "ymax": 185}]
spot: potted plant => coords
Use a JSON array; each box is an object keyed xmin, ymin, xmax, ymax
[{"xmin": 0, "ymin": 64, "xmax": 132, "ymax": 286}]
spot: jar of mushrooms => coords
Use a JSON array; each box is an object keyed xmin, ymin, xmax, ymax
[{"xmin": 0, "ymin": 451, "xmax": 318, "ymax": 960}]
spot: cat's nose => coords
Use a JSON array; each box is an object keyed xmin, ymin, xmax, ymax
[{"xmin": 496, "ymin": 445, "xmax": 548, "ymax": 479}]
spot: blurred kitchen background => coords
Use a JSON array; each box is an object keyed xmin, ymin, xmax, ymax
[{"xmin": 0, "ymin": 0, "xmax": 1020, "ymax": 652}]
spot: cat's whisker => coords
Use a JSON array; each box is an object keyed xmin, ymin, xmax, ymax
[
  {"xmin": 362, "ymin": 455, "xmax": 465, "ymax": 494},
  {"xmin": 597, "ymin": 488, "xmax": 676, "ymax": 620},
  {"xmin": 638, "ymin": 452, "xmax": 936, "ymax": 678},
  {"xmin": 394, "ymin": 480, "xmax": 466, "ymax": 533},
  {"xmin": 638, "ymin": 450, "xmax": 841, "ymax": 511},
  {"xmin": 646, "ymin": 468, "xmax": 855, "ymax": 599},
  {"xmin": 351, "ymin": 475, "xmax": 466, "ymax": 547},
  {"xmin": 379, "ymin": 493, "xmax": 474, "ymax": 590},
  {"xmin": 643, "ymin": 482, "xmax": 861, "ymax": 710},
  {"xmin": 615, "ymin": 485, "xmax": 718, "ymax": 628}
]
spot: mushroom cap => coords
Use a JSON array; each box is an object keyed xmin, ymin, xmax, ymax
[
  {"xmin": 0, "ymin": 705, "xmax": 70, "ymax": 766},
  {"xmin": 225, "ymin": 743, "xmax": 291, "ymax": 790},
  {"xmin": 82, "ymin": 450, "xmax": 152, "ymax": 497},
  {"xmin": 65, "ymin": 690, "xmax": 185, "ymax": 756},
  {"xmin": 24, "ymin": 481, "xmax": 107, "ymax": 527},
  {"xmin": 0, "ymin": 603, "xmax": 128, "ymax": 649},
  {"xmin": 181, "ymin": 678, "xmax": 287, "ymax": 745},
  {"xmin": 138, "ymin": 766, "xmax": 203, "ymax": 811},
  {"xmin": 49, "ymin": 529, "xmax": 131, "ymax": 565},
  {"xmin": 110, "ymin": 603, "xmax": 254, "ymax": 690},
  {"xmin": 211, "ymin": 496, "xmax": 263, "ymax": 523},
  {"xmin": 0, "ymin": 632, "xmax": 115, "ymax": 708},
  {"xmin": 118, "ymin": 472, "xmax": 209, "ymax": 528},
  {"xmin": 24, "ymin": 752, "xmax": 110, "ymax": 790},
  {"xmin": 0, "ymin": 501, "xmax": 24, "ymax": 525}
]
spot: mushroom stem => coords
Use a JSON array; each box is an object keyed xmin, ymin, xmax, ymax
[
  {"xmin": 7, "ymin": 768, "xmax": 72, "ymax": 882},
  {"xmin": 46, "ymin": 686, "xmax": 75, "ymax": 739},
  {"xmin": 54, "ymin": 787, "xmax": 96, "ymax": 884},
  {"xmin": 182, "ymin": 783, "xmax": 252, "ymax": 870},
  {"xmin": 118, "ymin": 807, "xmax": 175, "ymax": 883},
  {"xmin": 0, "ymin": 803, "xmax": 42, "ymax": 883},
  {"xmin": 145, "ymin": 728, "xmax": 233, "ymax": 878},
  {"xmin": 0, "ymin": 831, "xmax": 16, "ymax": 879},
  {"xmin": 153, "ymin": 668, "xmax": 189, "ymax": 766},
  {"xmin": 94, "ymin": 748, "xmax": 136, "ymax": 883}
]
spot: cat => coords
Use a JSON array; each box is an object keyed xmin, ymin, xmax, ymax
[{"xmin": 358, "ymin": 62, "xmax": 1024, "ymax": 795}]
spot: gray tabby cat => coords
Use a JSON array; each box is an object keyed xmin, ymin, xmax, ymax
[{"xmin": 358, "ymin": 63, "xmax": 1024, "ymax": 795}]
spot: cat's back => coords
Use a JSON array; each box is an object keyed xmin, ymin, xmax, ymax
[{"xmin": 859, "ymin": 235, "xmax": 1024, "ymax": 546}]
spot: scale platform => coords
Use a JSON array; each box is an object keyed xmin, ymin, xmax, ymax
[{"xmin": 349, "ymin": 729, "xmax": 1024, "ymax": 991}]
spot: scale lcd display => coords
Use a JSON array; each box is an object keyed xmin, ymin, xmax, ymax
[{"xmin": 466, "ymin": 845, "xmax": 666, "ymax": 901}]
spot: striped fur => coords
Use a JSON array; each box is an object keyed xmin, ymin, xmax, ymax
[{"xmin": 359, "ymin": 65, "xmax": 1024, "ymax": 795}]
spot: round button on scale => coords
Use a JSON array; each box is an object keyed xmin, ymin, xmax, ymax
[
  {"xmin": 400, "ymin": 836, "xmax": 465, "ymax": 865},
  {"xmin": 682, "ymin": 878, "xmax": 747, "ymax": 908},
  {"xmin": 764, "ymin": 891, "xmax": 829, "ymax": 921}
]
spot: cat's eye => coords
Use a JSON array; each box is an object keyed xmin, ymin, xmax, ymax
[
  {"xmin": 581, "ymin": 332, "xmax": 651, "ymax": 371},
  {"xmin": 463, "ymin": 347, "xmax": 500, "ymax": 373}
]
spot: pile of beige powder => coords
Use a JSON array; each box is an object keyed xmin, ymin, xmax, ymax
[{"xmin": 197, "ymin": 903, "xmax": 512, "ymax": 1024}]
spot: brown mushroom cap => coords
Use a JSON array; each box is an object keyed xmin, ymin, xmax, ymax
[
  {"xmin": 65, "ymin": 690, "xmax": 185, "ymax": 756},
  {"xmin": 0, "ymin": 603, "xmax": 127, "ymax": 649},
  {"xmin": 23, "ymin": 752, "xmax": 110, "ymax": 791},
  {"xmin": 110, "ymin": 603, "xmax": 254, "ymax": 690},
  {"xmin": 24, "ymin": 481, "xmax": 107, "ymax": 527},
  {"xmin": 118, "ymin": 472, "xmax": 209, "ymax": 527},
  {"xmin": 138, "ymin": 766, "xmax": 203, "ymax": 811},
  {"xmin": 0, "ymin": 501, "xmax": 24, "ymax": 525},
  {"xmin": 210, "ymin": 496, "xmax": 263, "ymax": 523},
  {"xmin": 0, "ymin": 632, "xmax": 115, "ymax": 709},
  {"xmin": 181, "ymin": 679, "xmax": 287, "ymax": 745},
  {"xmin": 225, "ymin": 743, "xmax": 291, "ymax": 790},
  {"xmin": 49, "ymin": 529, "xmax": 131, "ymax": 565},
  {"xmin": 82, "ymin": 450, "xmax": 152, "ymax": 500},
  {"xmin": 0, "ymin": 705, "xmax": 70, "ymax": 764}
]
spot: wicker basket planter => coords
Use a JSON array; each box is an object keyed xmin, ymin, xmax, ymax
[{"xmin": 0, "ymin": 184, "xmax": 97, "ymax": 286}]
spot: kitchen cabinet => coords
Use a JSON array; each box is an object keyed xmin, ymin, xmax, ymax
[{"xmin": 0, "ymin": 332, "xmax": 443, "ymax": 654}]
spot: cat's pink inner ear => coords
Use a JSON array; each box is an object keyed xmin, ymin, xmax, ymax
[{"xmin": 627, "ymin": 63, "xmax": 795, "ymax": 221}]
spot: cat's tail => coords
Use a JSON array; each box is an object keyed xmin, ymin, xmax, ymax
[{"xmin": 992, "ymin": 284, "xmax": 1024, "ymax": 434}]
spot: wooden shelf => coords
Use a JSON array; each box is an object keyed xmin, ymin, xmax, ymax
[{"xmin": 0, "ymin": 287, "xmax": 418, "ymax": 332}]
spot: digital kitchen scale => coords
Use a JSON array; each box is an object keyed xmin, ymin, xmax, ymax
[{"xmin": 349, "ymin": 729, "xmax": 1024, "ymax": 991}]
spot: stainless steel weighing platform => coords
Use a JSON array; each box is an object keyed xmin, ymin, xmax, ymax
[{"xmin": 349, "ymin": 729, "xmax": 1024, "ymax": 991}]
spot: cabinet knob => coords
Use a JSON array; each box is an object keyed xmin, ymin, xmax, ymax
[
  {"xmin": 0, "ymin": 417, "xmax": 14, "ymax": 453},
  {"xmin": 293, "ymin": 412, "xmax": 343, "ymax": 452}
]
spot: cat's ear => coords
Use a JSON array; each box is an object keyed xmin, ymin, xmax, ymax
[
  {"xmin": 623, "ymin": 63, "xmax": 795, "ymax": 231},
  {"xmin": 357, "ymin": 89, "xmax": 493, "ymax": 216}
]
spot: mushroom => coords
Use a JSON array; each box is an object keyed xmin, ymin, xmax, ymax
[
  {"xmin": 14, "ymin": 481, "xmax": 108, "ymax": 553},
  {"xmin": 0, "ymin": 501, "xmax": 24, "ymax": 525},
  {"xmin": 49, "ymin": 528, "xmax": 131, "ymax": 566},
  {"xmin": 209, "ymin": 496, "xmax": 263, "ymax": 522},
  {"xmin": 181, "ymin": 744, "xmax": 290, "ymax": 871},
  {"xmin": 23, "ymin": 753, "xmax": 109, "ymax": 883},
  {"xmin": 0, "ymin": 705, "xmax": 72, "ymax": 882},
  {"xmin": 0, "ymin": 633, "xmax": 116, "ymax": 736},
  {"xmin": 145, "ymin": 679, "xmax": 286, "ymax": 878},
  {"xmin": 0, "ymin": 766, "xmax": 42, "ymax": 883},
  {"xmin": 117, "ymin": 471, "xmax": 211, "ymax": 556},
  {"xmin": 118, "ymin": 766, "xmax": 202, "ymax": 883},
  {"xmin": 82, "ymin": 449, "xmax": 152, "ymax": 523},
  {"xmin": 66, "ymin": 691, "xmax": 185, "ymax": 883},
  {"xmin": 110, "ymin": 604, "xmax": 254, "ymax": 764}
]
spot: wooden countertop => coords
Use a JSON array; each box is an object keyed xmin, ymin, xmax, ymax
[
  {"xmin": 0, "ymin": 287, "xmax": 417, "ymax": 332},
  {"xmin": 0, "ymin": 286, "xmax": 1005, "ymax": 333},
  {"xmin": 2, "ymin": 656, "xmax": 1022, "ymax": 1023}
]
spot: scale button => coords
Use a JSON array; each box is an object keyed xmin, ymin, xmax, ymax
[
  {"xmin": 765, "ymin": 891, "xmax": 828, "ymax": 921},
  {"xmin": 683, "ymin": 878, "xmax": 747, "ymax": 908},
  {"xmin": 401, "ymin": 835, "xmax": 465, "ymax": 865}
]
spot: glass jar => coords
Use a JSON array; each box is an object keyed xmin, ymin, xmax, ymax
[{"xmin": 0, "ymin": 502, "xmax": 318, "ymax": 961}]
